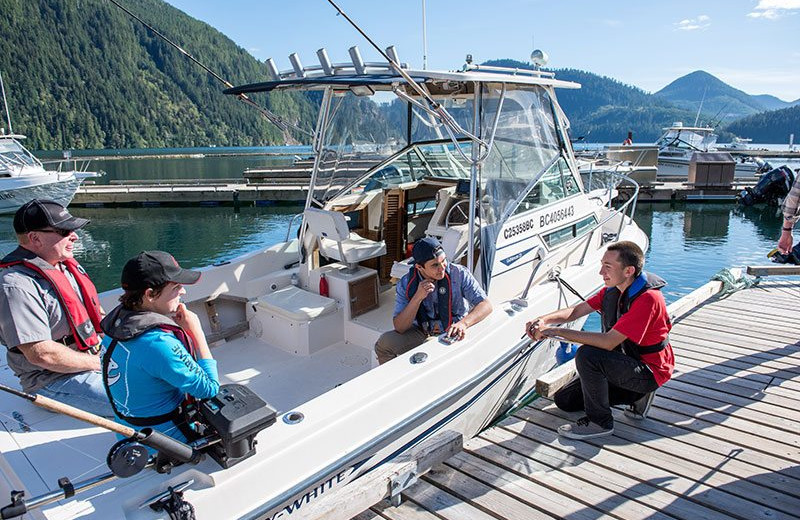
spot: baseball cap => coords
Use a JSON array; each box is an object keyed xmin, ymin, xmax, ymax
[
  {"xmin": 13, "ymin": 199, "xmax": 90, "ymax": 233},
  {"xmin": 121, "ymin": 250, "xmax": 201, "ymax": 290},
  {"xmin": 412, "ymin": 237, "xmax": 446, "ymax": 265}
]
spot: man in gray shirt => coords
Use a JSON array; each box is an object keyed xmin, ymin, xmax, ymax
[{"xmin": 0, "ymin": 200, "xmax": 112, "ymax": 416}]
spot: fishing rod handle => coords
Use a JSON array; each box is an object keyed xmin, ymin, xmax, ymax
[{"xmin": 33, "ymin": 394, "xmax": 135, "ymax": 437}]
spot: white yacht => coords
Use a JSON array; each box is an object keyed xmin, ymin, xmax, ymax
[
  {"xmin": 656, "ymin": 122, "xmax": 759, "ymax": 178},
  {"xmin": 0, "ymin": 133, "xmax": 98, "ymax": 214},
  {"xmin": 0, "ymin": 50, "xmax": 647, "ymax": 519}
]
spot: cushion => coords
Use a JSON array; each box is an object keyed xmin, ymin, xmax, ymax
[{"xmin": 256, "ymin": 286, "xmax": 337, "ymax": 322}]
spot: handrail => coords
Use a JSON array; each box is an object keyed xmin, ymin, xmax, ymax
[
  {"xmin": 285, "ymin": 212, "xmax": 304, "ymax": 242},
  {"xmin": 513, "ymin": 168, "xmax": 641, "ymax": 307}
]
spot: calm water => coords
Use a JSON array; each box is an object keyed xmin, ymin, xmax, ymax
[
  {"xmin": 2, "ymin": 150, "xmax": 788, "ymax": 295},
  {"xmin": 0, "ymin": 201, "xmax": 784, "ymax": 296}
]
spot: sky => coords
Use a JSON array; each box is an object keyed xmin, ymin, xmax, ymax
[{"xmin": 162, "ymin": 0, "xmax": 800, "ymax": 101}]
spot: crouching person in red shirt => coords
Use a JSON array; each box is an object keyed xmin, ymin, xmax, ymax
[{"xmin": 525, "ymin": 240, "xmax": 674, "ymax": 440}]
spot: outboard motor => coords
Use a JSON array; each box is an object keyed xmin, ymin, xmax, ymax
[{"xmin": 738, "ymin": 165, "xmax": 795, "ymax": 207}]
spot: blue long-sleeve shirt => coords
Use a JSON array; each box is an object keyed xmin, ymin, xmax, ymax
[{"xmin": 104, "ymin": 329, "xmax": 219, "ymax": 441}]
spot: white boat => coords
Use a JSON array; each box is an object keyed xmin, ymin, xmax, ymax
[
  {"xmin": 655, "ymin": 122, "xmax": 759, "ymax": 178},
  {"xmin": 0, "ymin": 133, "xmax": 100, "ymax": 214},
  {"xmin": 718, "ymin": 136, "xmax": 753, "ymax": 151},
  {"xmin": 0, "ymin": 50, "xmax": 647, "ymax": 519}
]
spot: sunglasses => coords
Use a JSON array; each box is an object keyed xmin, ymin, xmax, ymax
[{"xmin": 34, "ymin": 228, "xmax": 73, "ymax": 237}]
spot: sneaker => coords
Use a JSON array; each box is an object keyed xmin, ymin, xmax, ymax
[
  {"xmin": 624, "ymin": 390, "xmax": 656, "ymax": 420},
  {"xmin": 558, "ymin": 416, "xmax": 613, "ymax": 439}
]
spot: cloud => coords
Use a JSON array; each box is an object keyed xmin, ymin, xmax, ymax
[
  {"xmin": 748, "ymin": 0, "xmax": 800, "ymax": 19},
  {"xmin": 602, "ymin": 19, "xmax": 622, "ymax": 27},
  {"xmin": 675, "ymin": 15, "xmax": 711, "ymax": 31}
]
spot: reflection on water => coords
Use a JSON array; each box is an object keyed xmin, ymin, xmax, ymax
[
  {"xmin": 0, "ymin": 206, "xmax": 298, "ymax": 292},
  {"xmin": 0, "ymin": 202, "xmax": 785, "ymax": 298},
  {"xmin": 637, "ymin": 202, "xmax": 782, "ymax": 303}
]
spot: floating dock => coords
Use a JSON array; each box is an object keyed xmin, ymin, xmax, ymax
[
  {"xmin": 71, "ymin": 178, "xmax": 758, "ymax": 207},
  {"xmin": 72, "ymin": 179, "xmax": 308, "ymax": 206},
  {"xmin": 344, "ymin": 266, "xmax": 800, "ymax": 520}
]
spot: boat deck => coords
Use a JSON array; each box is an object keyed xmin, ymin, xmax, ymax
[{"xmin": 354, "ymin": 274, "xmax": 800, "ymax": 520}]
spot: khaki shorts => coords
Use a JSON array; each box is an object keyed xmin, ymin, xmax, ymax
[{"xmin": 374, "ymin": 327, "xmax": 428, "ymax": 364}]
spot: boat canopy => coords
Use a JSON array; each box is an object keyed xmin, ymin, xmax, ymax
[{"xmin": 0, "ymin": 137, "xmax": 41, "ymax": 175}]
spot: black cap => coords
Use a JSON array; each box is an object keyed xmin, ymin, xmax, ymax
[
  {"xmin": 13, "ymin": 199, "xmax": 90, "ymax": 233},
  {"xmin": 121, "ymin": 251, "xmax": 201, "ymax": 290},
  {"xmin": 412, "ymin": 237, "xmax": 446, "ymax": 265}
]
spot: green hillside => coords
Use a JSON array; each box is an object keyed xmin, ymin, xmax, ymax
[
  {"xmin": 483, "ymin": 60, "xmax": 697, "ymax": 143},
  {"xmin": 0, "ymin": 0, "xmax": 318, "ymax": 149},
  {"xmin": 654, "ymin": 70, "xmax": 767, "ymax": 121},
  {"xmin": 724, "ymin": 105, "xmax": 800, "ymax": 144}
]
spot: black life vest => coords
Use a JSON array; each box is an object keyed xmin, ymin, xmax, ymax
[
  {"xmin": 405, "ymin": 265, "xmax": 453, "ymax": 333},
  {"xmin": 600, "ymin": 271, "xmax": 670, "ymax": 360},
  {"xmin": 0, "ymin": 247, "xmax": 103, "ymax": 353},
  {"xmin": 100, "ymin": 306, "xmax": 197, "ymax": 430}
]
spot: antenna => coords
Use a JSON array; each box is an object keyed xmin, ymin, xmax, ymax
[
  {"xmin": 694, "ymin": 86, "xmax": 708, "ymax": 127},
  {"xmin": 0, "ymin": 71, "xmax": 12, "ymax": 134},
  {"xmin": 421, "ymin": 0, "xmax": 428, "ymax": 70}
]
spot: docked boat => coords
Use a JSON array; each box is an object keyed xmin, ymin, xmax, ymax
[
  {"xmin": 0, "ymin": 133, "xmax": 99, "ymax": 214},
  {"xmin": 656, "ymin": 122, "xmax": 759, "ymax": 178},
  {"xmin": 0, "ymin": 50, "xmax": 647, "ymax": 519}
]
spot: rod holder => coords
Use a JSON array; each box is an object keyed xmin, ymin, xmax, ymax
[
  {"xmin": 317, "ymin": 48, "xmax": 334, "ymax": 75},
  {"xmin": 289, "ymin": 53, "xmax": 305, "ymax": 78},
  {"xmin": 386, "ymin": 45, "xmax": 400, "ymax": 65},
  {"xmin": 265, "ymin": 58, "xmax": 279, "ymax": 81},
  {"xmin": 349, "ymin": 46, "xmax": 365, "ymax": 75}
]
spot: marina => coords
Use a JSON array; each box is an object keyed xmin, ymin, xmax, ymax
[
  {"xmin": 0, "ymin": 1, "xmax": 798, "ymax": 518},
  {"xmin": 351, "ymin": 267, "xmax": 800, "ymax": 520},
  {"xmin": 67, "ymin": 178, "xmax": 758, "ymax": 206}
]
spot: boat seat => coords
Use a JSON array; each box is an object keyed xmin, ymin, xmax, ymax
[
  {"xmin": 255, "ymin": 286, "xmax": 337, "ymax": 322},
  {"xmin": 304, "ymin": 208, "xmax": 386, "ymax": 270},
  {"xmin": 390, "ymin": 226, "xmax": 470, "ymax": 280}
]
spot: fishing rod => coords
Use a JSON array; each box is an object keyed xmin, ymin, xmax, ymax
[
  {"xmin": 0, "ymin": 382, "xmax": 274, "ymax": 519},
  {"xmin": 325, "ymin": 0, "xmax": 487, "ymax": 148},
  {"xmin": 0, "ymin": 71, "xmax": 12, "ymax": 134},
  {"xmin": 0, "ymin": 382, "xmax": 205, "ymax": 518},
  {"xmin": 106, "ymin": 0, "xmax": 312, "ymax": 138}
]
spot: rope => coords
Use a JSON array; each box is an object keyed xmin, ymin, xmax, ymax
[{"xmin": 710, "ymin": 268, "xmax": 759, "ymax": 296}]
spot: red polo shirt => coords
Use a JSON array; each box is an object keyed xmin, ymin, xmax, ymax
[{"xmin": 587, "ymin": 287, "xmax": 674, "ymax": 386}]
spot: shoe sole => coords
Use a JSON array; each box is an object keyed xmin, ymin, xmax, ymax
[
  {"xmin": 558, "ymin": 426, "xmax": 614, "ymax": 440},
  {"xmin": 626, "ymin": 391, "xmax": 657, "ymax": 420}
]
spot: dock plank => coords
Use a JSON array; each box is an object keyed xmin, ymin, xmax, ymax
[{"xmin": 356, "ymin": 278, "xmax": 800, "ymax": 520}]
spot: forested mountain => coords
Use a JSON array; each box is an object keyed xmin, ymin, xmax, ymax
[
  {"xmin": 483, "ymin": 60, "xmax": 697, "ymax": 143},
  {"xmin": 0, "ymin": 0, "xmax": 320, "ymax": 149},
  {"xmin": 654, "ymin": 70, "xmax": 790, "ymax": 121},
  {"xmin": 751, "ymin": 94, "xmax": 794, "ymax": 111},
  {"xmin": 724, "ymin": 105, "xmax": 800, "ymax": 144},
  {"xmin": 0, "ymin": 1, "xmax": 796, "ymax": 149}
]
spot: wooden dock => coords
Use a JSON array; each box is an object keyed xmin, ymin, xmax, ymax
[{"xmin": 350, "ymin": 267, "xmax": 800, "ymax": 520}]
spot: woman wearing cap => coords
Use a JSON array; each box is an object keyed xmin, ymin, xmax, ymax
[{"xmin": 101, "ymin": 251, "xmax": 219, "ymax": 442}]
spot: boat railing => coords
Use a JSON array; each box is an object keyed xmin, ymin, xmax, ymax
[
  {"xmin": 514, "ymin": 169, "xmax": 640, "ymax": 306},
  {"xmin": 285, "ymin": 212, "xmax": 304, "ymax": 242},
  {"xmin": 578, "ymin": 168, "xmax": 640, "ymax": 265}
]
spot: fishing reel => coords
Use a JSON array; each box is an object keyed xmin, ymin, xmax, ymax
[{"xmin": 107, "ymin": 384, "xmax": 277, "ymax": 477}]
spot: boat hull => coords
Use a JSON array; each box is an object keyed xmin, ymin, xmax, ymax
[
  {"xmin": 657, "ymin": 157, "xmax": 758, "ymax": 179},
  {"xmin": 0, "ymin": 174, "xmax": 82, "ymax": 214}
]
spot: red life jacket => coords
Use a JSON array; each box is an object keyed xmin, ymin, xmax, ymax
[{"xmin": 0, "ymin": 248, "xmax": 103, "ymax": 352}]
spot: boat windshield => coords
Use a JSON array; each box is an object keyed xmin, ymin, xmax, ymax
[
  {"xmin": 478, "ymin": 83, "xmax": 562, "ymax": 224},
  {"xmin": 0, "ymin": 139, "xmax": 39, "ymax": 172},
  {"xmin": 657, "ymin": 128, "xmax": 717, "ymax": 152}
]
